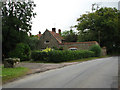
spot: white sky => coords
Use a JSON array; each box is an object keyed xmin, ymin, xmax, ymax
[{"xmin": 31, "ymin": 0, "xmax": 119, "ymax": 35}]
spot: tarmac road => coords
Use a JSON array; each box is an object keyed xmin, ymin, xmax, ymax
[{"xmin": 3, "ymin": 57, "xmax": 118, "ymax": 88}]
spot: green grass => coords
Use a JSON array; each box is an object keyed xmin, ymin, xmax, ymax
[{"xmin": 1, "ymin": 66, "xmax": 29, "ymax": 84}]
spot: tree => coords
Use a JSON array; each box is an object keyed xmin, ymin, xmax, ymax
[
  {"xmin": 75, "ymin": 7, "xmax": 119, "ymax": 54},
  {"xmin": 61, "ymin": 29, "xmax": 78, "ymax": 42},
  {"xmin": 2, "ymin": 1, "xmax": 36, "ymax": 58},
  {"xmin": 8, "ymin": 43, "xmax": 31, "ymax": 61},
  {"xmin": 27, "ymin": 36, "xmax": 39, "ymax": 50}
]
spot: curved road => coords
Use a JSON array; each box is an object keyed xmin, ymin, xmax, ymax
[{"xmin": 3, "ymin": 57, "xmax": 118, "ymax": 88}]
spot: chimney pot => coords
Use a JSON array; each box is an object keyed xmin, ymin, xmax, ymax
[
  {"xmin": 39, "ymin": 31, "xmax": 41, "ymax": 34},
  {"xmin": 58, "ymin": 29, "xmax": 61, "ymax": 34},
  {"xmin": 52, "ymin": 28, "xmax": 56, "ymax": 33}
]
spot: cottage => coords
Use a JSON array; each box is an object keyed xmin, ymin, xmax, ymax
[{"xmin": 37, "ymin": 28, "xmax": 99, "ymax": 51}]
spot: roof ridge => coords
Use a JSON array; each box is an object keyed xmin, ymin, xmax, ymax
[{"xmin": 48, "ymin": 30, "xmax": 63, "ymax": 44}]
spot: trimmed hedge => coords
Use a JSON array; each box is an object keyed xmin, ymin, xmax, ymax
[
  {"xmin": 89, "ymin": 45, "xmax": 101, "ymax": 57},
  {"xmin": 31, "ymin": 50, "xmax": 95, "ymax": 63}
]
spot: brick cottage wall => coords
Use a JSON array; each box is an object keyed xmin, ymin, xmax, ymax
[
  {"xmin": 38, "ymin": 30, "xmax": 60, "ymax": 50},
  {"xmin": 59, "ymin": 41, "xmax": 99, "ymax": 50}
]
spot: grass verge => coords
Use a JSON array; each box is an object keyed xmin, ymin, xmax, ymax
[{"xmin": 1, "ymin": 66, "xmax": 29, "ymax": 84}]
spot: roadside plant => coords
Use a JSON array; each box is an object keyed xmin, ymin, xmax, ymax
[
  {"xmin": 8, "ymin": 43, "xmax": 31, "ymax": 61},
  {"xmin": 89, "ymin": 45, "xmax": 101, "ymax": 57},
  {"xmin": 31, "ymin": 50, "xmax": 95, "ymax": 63},
  {"xmin": 42, "ymin": 48, "xmax": 52, "ymax": 52}
]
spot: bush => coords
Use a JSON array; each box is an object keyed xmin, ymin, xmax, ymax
[
  {"xmin": 31, "ymin": 50, "xmax": 95, "ymax": 63},
  {"xmin": 9, "ymin": 43, "xmax": 31, "ymax": 61},
  {"xmin": 89, "ymin": 45, "xmax": 101, "ymax": 57},
  {"xmin": 42, "ymin": 48, "xmax": 52, "ymax": 52},
  {"xmin": 27, "ymin": 37, "xmax": 39, "ymax": 50}
]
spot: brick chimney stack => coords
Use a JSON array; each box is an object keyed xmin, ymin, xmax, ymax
[
  {"xmin": 29, "ymin": 32, "xmax": 32, "ymax": 36},
  {"xmin": 58, "ymin": 29, "xmax": 61, "ymax": 34},
  {"xmin": 52, "ymin": 28, "xmax": 56, "ymax": 33},
  {"xmin": 39, "ymin": 31, "xmax": 41, "ymax": 34}
]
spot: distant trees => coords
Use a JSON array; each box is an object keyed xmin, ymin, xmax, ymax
[
  {"xmin": 27, "ymin": 36, "xmax": 39, "ymax": 50},
  {"xmin": 61, "ymin": 29, "xmax": 78, "ymax": 42},
  {"xmin": 2, "ymin": 1, "xmax": 36, "ymax": 58},
  {"xmin": 75, "ymin": 7, "xmax": 120, "ymax": 54}
]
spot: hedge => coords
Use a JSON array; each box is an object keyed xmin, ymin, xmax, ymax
[
  {"xmin": 8, "ymin": 43, "xmax": 31, "ymax": 61},
  {"xmin": 89, "ymin": 45, "xmax": 101, "ymax": 57},
  {"xmin": 31, "ymin": 50, "xmax": 95, "ymax": 63}
]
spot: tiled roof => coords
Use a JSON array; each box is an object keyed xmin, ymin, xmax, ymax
[
  {"xmin": 59, "ymin": 41, "xmax": 98, "ymax": 45},
  {"xmin": 37, "ymin": 34, "xmax": 42, "ymax": 37},
  {"xmin": 48, "ymin": 31, "xmax": 64, "ymax": 43},
  {"xmin": 37, "ymin": 34, "xmax": 42, "ymax": 39}
]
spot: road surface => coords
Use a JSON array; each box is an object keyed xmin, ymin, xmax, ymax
[{"xmin": 3, "ymin": 57, "xmax": 118, "ymax": 88}]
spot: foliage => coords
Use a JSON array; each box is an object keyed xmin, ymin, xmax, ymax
[
  {"xmin": 52, "ymin": 46, "xmax": 59, "ymax": 50},
  {"xmin": 61, "ymin": 30, "xmax": 78, "ymax": 42},
  {"xmin": 31, "ymin": 51, "xmax": 48, "ymax": 62},
  {"xmin": 27, "ymin": 36, "xmax": 39, "ymax": 50},
  {"xmin": 59, "ymin": 47, "xmax": 63, "ymax": 50},
  {"xmin": 42, "ymin": 48, "xmax": 52, "ymax": 52},
  {"xmin": 2, "ymin": 67, "xmax": 29, "ymax": 84},
  {"xmin": 8, "ymin": 43, "xmax": 31, "ymax": 61},
  {"xmin": 31, "ymin": 50, "xmax": 95, "ymax": 63},
  {"xmin": 2, "ymin": 1, "xmax": 36, "ymax": 58},
  {"xmin": 89, "ymin": 45, "xmax": 101, "ymax": 57},
  {"xmin": 75, "ymin": 7, "xmax": 120, "ymax": 54}
]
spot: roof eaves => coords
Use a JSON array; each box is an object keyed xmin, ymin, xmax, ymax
[{"xmin": 48, "ymin": 31, "xmax": 62, "ymax": 44}]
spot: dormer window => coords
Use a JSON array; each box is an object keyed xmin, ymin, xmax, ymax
[{"xmin": 44, "ymin": 40, "xmax": 50, "ymax": 44}]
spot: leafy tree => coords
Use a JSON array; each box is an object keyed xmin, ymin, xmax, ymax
[
  {"xmin": 61, "ymin": 29, "xmax": 78, "ymax": 42},
  {"xmin": 27, "ymin": 36, "xmax": 39, "ymax": 50},
  {"xmin": 8, "ymin": 43, "xmax": 31, "ymax": 61},
  {"xmin": 75, "ymin": 7, "xmax": 120, "ymax": 54},
  {"xmin": 2, "ymin": 1, "xmax": 36, "ymax": 58}
]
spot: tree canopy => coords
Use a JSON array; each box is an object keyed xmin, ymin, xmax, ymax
[
  {"xmin": 75, "ymin": 7, "xmax": 120, "ymax": 54},
  {"xmin": 61, "ymin": 29, "xmax": 78, "ymax": 42},
  {"xmin": 2, "ymin": 1, "xmax": 36, "ymax": 57}
]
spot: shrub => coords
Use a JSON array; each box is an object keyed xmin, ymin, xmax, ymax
[
  {"xmin": 31, "ymin": 50, "xmax": 95, "ymax": 63},
  {"xmin": 31, "ymin": 51, "xmax": 48, "ymax": 61},
  {"xmin": 9, "ymin": 43, "xmax": 31, "ymax": 61},
  {"xmin": 53, "ymin": 46, "xmax": 59, "ymax": 50},
  {"xmin": 89, "ymin": 45, "xmax": 101, "ymax": 57},
  {"xmin": 42, "ymin": 48, "xmax": 52, "ymax": 52},
  {"xmin": 27, "ymin": 37, "xmax": 39, "ymax": 50},
  {"xmin": 59, "ymin": 47, "xmax": 63, "ymax": 50}
]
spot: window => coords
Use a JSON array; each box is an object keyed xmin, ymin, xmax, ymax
[
  {"xmin": 44, "ymin": 40, "xmax": 50, "ymax": 44},
  {"xmin": 69, "ymin": 48, "xmax": 78, "ymax": 51}
]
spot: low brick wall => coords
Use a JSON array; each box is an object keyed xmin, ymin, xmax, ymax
[{"xmin": 59, "ymin": 41, "xmax": 99, "ymax": 50}]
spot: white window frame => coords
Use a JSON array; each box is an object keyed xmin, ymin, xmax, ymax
[
  {"xmin": 44, "ymin": 40, "xmax": 50, "ymax": 44},
  {"xmin": 69, "ymin": 48, "xmax": 78, "ymax": 51}
]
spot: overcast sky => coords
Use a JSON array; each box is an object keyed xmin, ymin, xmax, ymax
[{"xmin": 31, "ymin": 0, "xmax": 119, "ymax": 35}]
